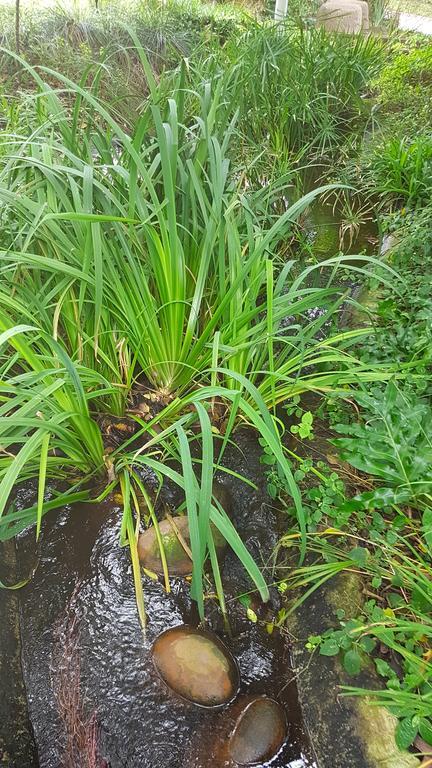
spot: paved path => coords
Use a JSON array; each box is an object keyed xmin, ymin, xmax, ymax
[{"xmin": 399, "ymin": 11, "xmax": 432, "ymax": 33}]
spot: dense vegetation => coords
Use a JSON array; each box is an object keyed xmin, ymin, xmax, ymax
[{"xmin": 0, "ymin": 0, "xmax": 431, "ymax": 757}]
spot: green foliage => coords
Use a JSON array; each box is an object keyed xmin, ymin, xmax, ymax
[
  {"xmin": 369, "ymin": 135, "xmax": 432, "ymax": 207},
  {"xmin": 0, "ymin": 48, "xmax": 388, "ymax": 615},
  {"xmin": 0, "ymin": 53, "xmax": 393, "ymax": 408},
  {"xmin": 0, "ymin": 324, "xmax": 109, "ymax": 541},
  {"xmin": 358, "ymin": 208, "xmax": 432, "ymax": 372},
  {"xmin": 0, "ymin": 0, "xmax": 250, "ymax": 124},
  {"xmin": 307, "ymin": 616, "xmax": 375, "ymax": 675},
  {"xmin": 192, "ymin": 22, "xmax": 385, "ymax": 173},
  {"xmin": 334, "ymin": 37, "xmax": 432, "ymax": 213},
  {"xmin": 333, "ymin": 382, "xmax": 432, "ymax": 511},
  {"xmin": 0, "ymin": 1, "xmax": 428, "ymax": 648},
  {"xmin": 115, "ymin": 399, "xmax": 272, "ymax": 624},
  {"xmin": 376, "ymin": 45, "xmax": 432, "ymax": 113},
  {"xmin": 290, "ymin": 410, "xmax": 314, "ymax": 440},
  {"xmin": 371, "ymin": 42, "xmax": 432, "ymax": 141},
  {"xmin": 296, "ymin": 533, "xmax": 432, "ymax": 743}
]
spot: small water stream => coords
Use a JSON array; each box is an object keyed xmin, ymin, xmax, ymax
[
  {"xmin": 303, "ymin": 200, "xmax": 378, "ymax": 261},
  {"xmin": 2, "ymin": 193, "xmax": 383, "ymax": 768},
  {"xmin": 14, "ymin": 431, "xmax": 315, "ymax": 768}
]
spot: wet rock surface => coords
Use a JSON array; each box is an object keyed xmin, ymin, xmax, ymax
[
  {"xmin": 286, "ymin": 569, "xmax": 420, "ymax": 768},
  {"xmin": 138, "ymin": 513, "xmax": 225, "ymax": 576},
  {"xmin": 0, "ymin": 540, "xmax": 38, "ymax": 768},
  {"xmin": 228, "ymin": 695, "xmax": 287, "ymax": 765},
  {"xmin": 357, "ymin": 700, "xmax": 420, "ymax": 768},
  {"xmin": 14, "ymin": 430, "xmax": 313, "ymax": 768},
  {"xmin": 185, "ymin": 692, "xmax": 289, "ymax": 768},
  {"xmin": 152, "ymin": 625, "xmax": 239, "ymax": 707},
  {"xmin": 138, "ymin": 516, "xmax": 194, "ymax": 575}
]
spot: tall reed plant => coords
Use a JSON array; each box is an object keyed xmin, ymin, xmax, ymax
[{"xmin": 0, "ymin": 49, "xmax": 401, "ymax": 622}]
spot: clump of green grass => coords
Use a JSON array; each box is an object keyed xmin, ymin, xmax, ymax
[
  {"xmin": 0, "ymin": 42, "xmax": 400, "ymax": 624},
  {"xmin": 0, "ymin": 0, "xmax": 250, "ymax": 119},
  {"xmin": 0, "ymin": 50, "xmax": 391, "ymax": 402},
  {"xmin": 195, "ymin": 23, "xmax": 386, "ymax": 171},
  {"xmin": 0, "ymin": 322, "xmax": 109, "ymax": 541},
  {"xmin": 369, "ymin": 134, "xmax": 432, "ymax": 208}
]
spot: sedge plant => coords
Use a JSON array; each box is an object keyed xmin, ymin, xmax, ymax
[{"xmin": 0, "ymin": 48, "xmax": 405, "ymax": 624}]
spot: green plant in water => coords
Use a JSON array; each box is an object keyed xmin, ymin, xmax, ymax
[
  {"xmin": 0, "ymin": 323, "xmax": 109, "ymax": 541},
  {"xmin": 199, "ymin": 23, "xmax": 386, "ymax": 162},
  {"xmin": 0, "ymin": 46, "xmax": 405, "ymax": 626}
]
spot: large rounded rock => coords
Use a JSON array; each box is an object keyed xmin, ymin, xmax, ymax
[
  {"xmin": 152, "ymin": 625, "xmax": 239, "ymax": 707},
  {"xmin": 138, "ymin": 516, "xmax": 193, "ymax": 575},
  {"xmin": 138, "ymin": 483, "xmax": 231, "ymax": 576},
  {"xmin": 338, "ymin": 0, "xmax": 369, "ymax": 29},
  {"xmin": 317, "ymin": 0, "xmax": 363, "ymax": 33},
  {"xmin": 228, "ymin": 695, "xmax": 287, "ymax": 765}
]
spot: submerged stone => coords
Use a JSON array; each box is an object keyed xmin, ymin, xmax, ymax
[
  {"xmin": 228, "ymin": 696, "xmax": 287, "ymax": 766},
  {"xmin": 138, "ymin": 483, "xmax": 230, "ymax": 576},
  {"xmin": 152, "ymin": 625, "xmax": 239, "ymax": 707},
  {"xmin": 138, "ymin": 516, "xmax": 193, "ymax": 575}
]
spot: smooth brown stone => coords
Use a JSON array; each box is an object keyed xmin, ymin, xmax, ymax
[
  {"xmin": 228, "ymin": 695, "xmax": 287, "ymax": 765},
  {"xmin": 152, "ymin": 625, "xmax": 239, "ymax": 707},
  {"xmin": 138, "ymin": 483, "xmax": 231, "ymax": 576},
  {"xmin": 138, "ymin": 516, "xmax": 193, "ymax": 575}
]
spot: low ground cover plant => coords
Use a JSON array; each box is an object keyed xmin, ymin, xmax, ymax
[{"xmin": 273, "ymin": 212, "xmax": 432, "ymax": 748}]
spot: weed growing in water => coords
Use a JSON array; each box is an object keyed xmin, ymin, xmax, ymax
[{"xmin": 0, "ymin": 30, "xmax": 416, "ymax": 626}]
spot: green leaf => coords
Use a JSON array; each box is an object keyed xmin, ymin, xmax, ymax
[
  {"xmin": 395, "ymin": 718, "xmax": 418, "ymax": 751},
  {"xmin": 349, "ymin": 546, "xmax": 368, "ymax": 567},
  {"xmin": 0, "ymin": 577, "xmax": 29, "ymax": 589},
  {"xmin": 176, "ymin": 424, "xmax": 204, "ymax": 620},
  {"xmin": 239, "ymin": 594, "xmax": 251, "ymax": 608},
  {"xmin": 343, "ymin": 649, "xmax": 362, "ymax": 676},
  {"xmin": 375, "ymin": 658, "xmax": 396, "ymax": 679},
  {"xmin": 320, "ymin": 638, "xmax": 340, "ymax": 656},
  {"xmin": 359, "ymin": 636, "xmax": 376, "ymax": 653},
  {"xmin": 419, "ymin": 719, "xmax": 432, "ymax": 747},
  {"xmin": 422, "ymin": 508, "xmax": 432, "ymax": 554},
  {"xmin": 0, "ymin": 430, "xmax": 45, "ymax": 520},
  {"xmin": 37, "ymin": 431, "xmax": 50, "ymax": 540}
]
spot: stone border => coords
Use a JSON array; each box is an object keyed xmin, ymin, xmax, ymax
[
  {"xmin": 286, "ymin": 571, "xmax": 420, "ymax": 768},
  {"xmin": 0, "ymin": 541, "xmax": 38, "ymax": 768}
]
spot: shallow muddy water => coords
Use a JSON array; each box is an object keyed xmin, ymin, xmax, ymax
[
  {"xmin": 304, "ymin": 200, "xmax": 378, "ymax": 261},
  {"xmin": 14, "ymin": 432, "xmax": 316, "ymax": 768}
]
